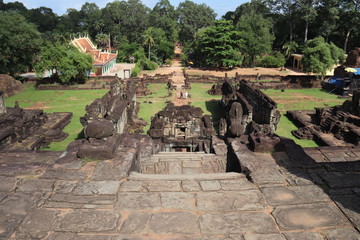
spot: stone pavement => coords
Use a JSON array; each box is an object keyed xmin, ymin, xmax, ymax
[{"xmin": 0, "ymin": 147, "xmax": 360, "ymax": 239}]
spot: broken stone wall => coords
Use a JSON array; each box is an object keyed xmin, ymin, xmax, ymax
[
  {"xmin": 81, "ymin": 80, "xmax": 137, "ymax": 137},
  {"xmin": 239, "ymin": 80, "xmax": 279, "ymax": 127}
]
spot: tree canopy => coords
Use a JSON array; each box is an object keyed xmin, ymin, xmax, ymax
[
  {"xmin": 0, "ymin": 11, "xmax": 42, "ymax": 75},
  {"xmin": 188, "ymin": 20, "xmax": 242, "ymax": 68},
  {"xmin": 35, "ymin": 44, "xmax": 93, "ymax": 83},
  {"xmin": 303, "ymin": 37, "xmax": 345, "ymax": 79}
]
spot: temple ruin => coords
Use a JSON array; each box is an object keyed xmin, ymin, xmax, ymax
[
  {"xmin": 148, "ymin": 104, "xmax": 213, "ymax": 152},
  {"xmin": 0, "ymin": 92, "xmax": 71, "ymax": 151},
  {"xmin": 289, "ymin": 89, "xmax": 360, "ymax": 146}
]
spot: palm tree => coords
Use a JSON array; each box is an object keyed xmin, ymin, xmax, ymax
[
  {"xmin": 283, "ymin": 41, "xmax": 298, "ymax": 59},
  {"xmin": 143, "ymin": 33, "xmax": 155, "ymax": 60}
]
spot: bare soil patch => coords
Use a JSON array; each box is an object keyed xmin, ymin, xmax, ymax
[{"xmin": 25, "ymin": 102, "xmax": 50, "ymax": 110}]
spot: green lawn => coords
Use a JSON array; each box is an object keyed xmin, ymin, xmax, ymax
[
  {"xmin": 137, "ymin": 83, "xmax": 173, "ymax": 133},
  {"xmin": 189, "ymin": 83, "xmax": 222, "ymax": 118},
  {"xmin": 5, "ymin": 84, "xmax": 108, "ymax": 151},
  {"xmin": 264, "ymin": 88, "xmax": 345, "ymax": 147}
]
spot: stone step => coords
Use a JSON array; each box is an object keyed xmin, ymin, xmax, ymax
[
  {"xmin": 157, "ymin": 151, "xmax": 207, "ymax": 155},
  {"xmin": 128, "ymin": 171, "xmax": 245, "ymax": 181}
]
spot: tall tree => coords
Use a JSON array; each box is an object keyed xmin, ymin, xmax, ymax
[
  {"xmin": 264, "ymin": 0, "xmax": 297, "ymax": 42},
  {"xmin": 143, "ymin": 32, "xmax": 155, "ymax": 60},
  {"xmin": 80, "ymin": 2, "xmax": 102, "ymax": 39},
  {"xmin": 143, "ymin": 27, "xmax": 174, "ymax": 63},
  {"xmin": 176, "ymin": 0, "xmax": 216, "ymax": 44},
  {"xmin": 339, "ymin": 0, "xmax": 360, "ymax": 51},
  {"xmin": 26, "ymin": 7, "xmax": 58, "ymax": 33},
  {"xmin": 315, "ymin": 0, "xmax": 340, "ymax": 42},
  {"xmin": 298, "ymin": 0, "xmax": 319, "ymax": 42},
  {"xmin": 149, "ymin": 0, "xmax": 178, "ymax": 42},
  {"xmin": 0, "ymin": 11, "xmax": 42, "ymax": 75},
  {"xmin": 237, "ymin": 11, "xmax": 275, "ymax": 67},
  {"xmin": 102, "ymin": 0, "xmax": 150, "ymax": 44},
  {"xmin": 189, "ymin": 20, "xmax": 242, "ymax": 68}
]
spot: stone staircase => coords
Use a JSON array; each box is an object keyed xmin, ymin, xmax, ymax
[{"xmin": 139, "ymin": 151, "xmax": 227, "ymax": 175}]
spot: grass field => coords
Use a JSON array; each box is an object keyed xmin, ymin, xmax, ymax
[
  {"xmin": 4, "ymin": 84, "xmax": 108, "ymax": 151},
  {"xmin": 264, "ymin": 88, "xmax": 345, "ymax": 147},
  {"xmin": 137, "ymin": 84, "xmax": 173, "ymax": 133}
]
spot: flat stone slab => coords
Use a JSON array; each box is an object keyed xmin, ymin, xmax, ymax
[
  {"xmin": 119, "ymin": 180, "xmax": 143, "ymax": 192},
  {"xmin": 54, "ymin": 210, "xmax": 119, "ymax": 232},
  {"xmin": 73, "ymin": 181, "xmax": 120, "ymax": 195},
  {"xmin": 160, "ymin": 192, "xmax": 196, "ymax": 210},
  {"xmin": 145, "ymin": 180, "xmax": 182, "ymax": 192},
  {"xmin": 115, "ymin": 193, "xmax": 160, "ymax": 210},
  {"xmin": 321, "ymin": 172, "xmax": 360, "ymax": 188},
  {"xmin": 120, "ymin": 212, "xmax": 151, "ymax": 234},
  {"xmin": 321, "ymin": 227, "xmax": 360, "ymax": 240},
  {"xmin": 16, "ymin": 209, "xmax": 59, "ymax": 239},
  {"xmin": 261, "ymin": 185, "xmax": 330, "ymax": 206},
  {"xmin": 200, "ymin": 212, "xmax": 278, "ymax": 234},
  {"xmin": 129, "ymin": 171, "xmax": 245, "ymax": 181},
  {"xmin": 197, "ymin": 191, "xmax": 267, "ymax": 211},
  {"xmin": 149, "ymin": 212, "xmax": 200, "ymax": 235},
  {"xmin": 46, "ymin": 193, "xmax": 115, "ymax": 208},
  {"xmin": 17, "ymin": 179, "xmax": 55, "ymax": 193},
  {"xmin": 283, "ymin": 231, "xmax": 324, "ymax": 240},
  {"xmin": 92, "ymin": 152, "xmax": 134, "ymax": 180},
  {"xmin": 244, "ymin": 234, "xmax": 286, "ymax": 240},
  {"xmin": 41, "ymin": 170, "xmax": 87, "ymax": 180},
  {"xmin": 0, "ymin": 176, "xmax": 17, "ymax": 191},
  {"xmin": 0, "ymin": 192, "xmax": 42, "ymax": 239},
  {"xmin": 272, "ymin": 203, "xmax": 350, "ymax": 231},
  {"xmin": 332, "ymin": 194, "xmax": 360, "ymax": 230}
]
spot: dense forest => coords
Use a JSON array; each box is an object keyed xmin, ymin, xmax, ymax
[{"xmin": 0, "ymin": 0, "xmax": 359, "ymax": 79}]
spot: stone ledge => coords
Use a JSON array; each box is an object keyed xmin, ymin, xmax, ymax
[{"xmin": 128, "ymin": 171, "xmax": 246, "ymax": 181}]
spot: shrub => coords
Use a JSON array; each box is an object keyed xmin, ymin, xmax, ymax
[
  {"xmin": 258, "ymin": 52, "xmax": 286, "ymax": 68},
  {"xmin": 131, "ymin": 62, "xmax": 142, "ymax": 77},
  {"xmin": 143, "ymin": 60, "xmax": 158, "ymax": 70},
  {"xmin": 165, "ymin": 59, "xmax": 173, "ymax": 66}
]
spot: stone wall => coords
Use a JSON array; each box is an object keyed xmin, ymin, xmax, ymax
[
  {"xmin": 238, "ymin": 80, "xmax": 279, "ymax": 126},
  {"xmin": 220, "ymin": 79, "xmax": 281, "ymax": 152},
  {"xmin": 80, "ymin": 79, "xmax": 137, "ymax": 137}
]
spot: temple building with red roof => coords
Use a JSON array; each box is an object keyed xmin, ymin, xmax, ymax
[{"xmin": 71, "ymin": 35, "xmax": 117, "ymax": 76}]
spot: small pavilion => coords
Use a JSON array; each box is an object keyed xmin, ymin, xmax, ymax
[{"xmin": 71, "ymin": 35, "xmax": 118, "ymax": 76}]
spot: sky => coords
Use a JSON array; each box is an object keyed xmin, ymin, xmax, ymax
[{"xmin": 4, "ymin": 0, "xmax": 249, "ymax": 18}]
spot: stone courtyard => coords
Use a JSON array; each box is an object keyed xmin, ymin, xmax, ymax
[{"xmin": 0, "ymin": 141, "xmax": 360, "ymax": 239}]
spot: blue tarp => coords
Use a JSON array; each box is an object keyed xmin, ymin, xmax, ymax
[
  {"xmin": 353, "ymin": 68, "xmax": 360, "ymax": 75},
  {"xmin": 328, "ymin": 76, "xmax": 345, "ymax": 86}
]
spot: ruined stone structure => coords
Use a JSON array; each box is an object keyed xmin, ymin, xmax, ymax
[
  {"xmin": 220, "ymin": 79, "xmax": 281, "ymax": 152},
  {"xmin": 80, "ymin": 79, "xmax": 137, "ymax": 137},
  {"xmin": 135, "ymin": 80, "xmax": 152, "ymax": 97},
  {"xmin": 0, "ymin": 74, "xmax": 24, "ymax": 97},
  {"xmin": 289, "ymin": 89, "xmax": 360, "ymax": 146},
  {"xmin": 221, "ymin": 80, "xmax": 280, "ymax": 136},
  {"xmin": 148, "ymin": 104, "xmax": 213, "ymax": 152},
  {"xmin": 0, "ymin": 93, "xmax": 71, "ymax": 151}
]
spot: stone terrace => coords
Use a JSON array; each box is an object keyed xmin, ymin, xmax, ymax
[{"xmin": 0, "ymin": 146, "xmax": 360, "ymax": 239}]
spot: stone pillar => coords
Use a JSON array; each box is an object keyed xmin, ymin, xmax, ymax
[{"xmin": 0, "ymin": 91, "xmax": 6, "ymax": 115}]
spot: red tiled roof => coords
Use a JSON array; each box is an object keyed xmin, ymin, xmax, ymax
[{"xmin": 71, "ymin": 37, "xmax": 117, "ymax": 66}]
